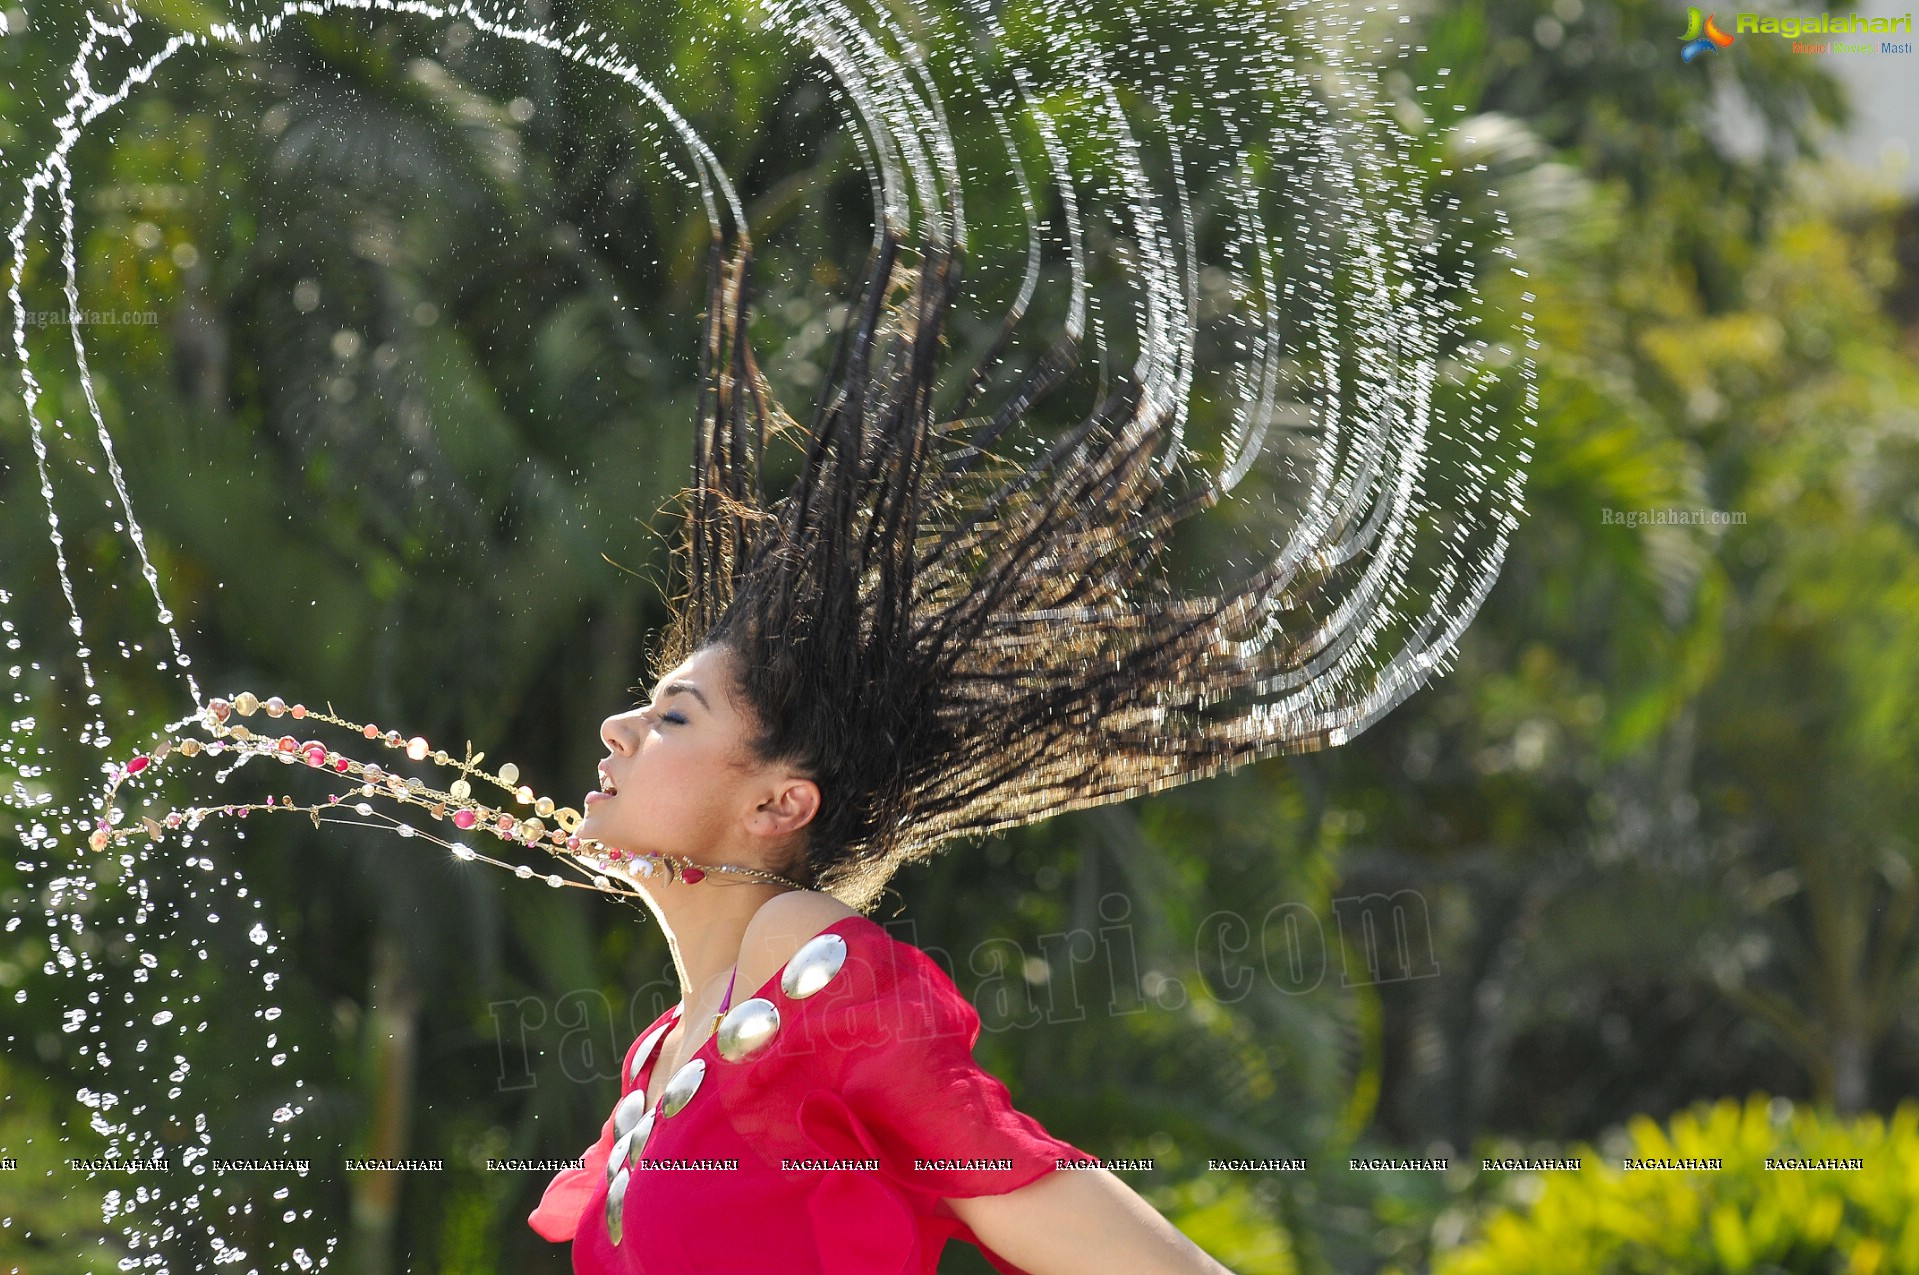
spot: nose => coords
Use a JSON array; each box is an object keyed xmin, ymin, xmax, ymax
[{"xmin": 601, "ymin": 709, "xmax": 640, "ymax": 755}]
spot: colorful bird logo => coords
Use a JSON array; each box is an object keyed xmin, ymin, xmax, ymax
[{"xmin": 1680, "ymin": 7, "xmax": 1734, "ymax": 61}]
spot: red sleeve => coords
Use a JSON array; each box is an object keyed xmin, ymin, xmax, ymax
[
  {"xmin": 527, "ymin": 1010, "xmax": 672, "ymax": 1243},
  {"xmin": 527, "ymin": 1109, "xmax": 617, "ymax": 1242},
  {"xmin": 796, "ymin": 926, "xmax": 1099, "ymax": 1200}
]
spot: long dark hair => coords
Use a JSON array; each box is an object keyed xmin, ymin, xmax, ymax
[{"xmin": 650, "ymin": 221, "xmax": 1464, "ymax": 911}]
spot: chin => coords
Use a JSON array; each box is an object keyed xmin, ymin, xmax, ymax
[
  {"xmin": 579, "ymin": 817, "xmax": 622, "ymax": 846},
  {"xmin": 580, "ymin": 820, "xmax": 643, "ymax": 855}
]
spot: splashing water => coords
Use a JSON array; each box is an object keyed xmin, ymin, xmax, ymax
[{"xmin": 1, "ymin": 0, "xmax": 1532, "ymax": 1267}]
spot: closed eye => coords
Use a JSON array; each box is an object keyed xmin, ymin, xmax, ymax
[{"xmin": 629, "ymin": 701, "xmax": 686, "ymax": 728}]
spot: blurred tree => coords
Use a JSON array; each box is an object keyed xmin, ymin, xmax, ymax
[{"xmin": 1319, "ymin": 0, "xmax": 1919, "ymax": 1185}]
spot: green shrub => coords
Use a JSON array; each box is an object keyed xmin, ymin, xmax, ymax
[{"xmin": 1436, "ymin": 1096, "xmax": 1919, "ymax": 1274}]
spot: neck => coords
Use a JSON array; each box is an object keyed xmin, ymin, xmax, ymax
[{"xmin": 637, "ymin": 871, "xmax": 798, "ymax": 1014}]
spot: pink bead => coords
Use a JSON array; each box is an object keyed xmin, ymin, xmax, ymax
[
  {"xmin": 127, "ymin": 755, "xmax": 150, "ymax": 775},
  {"xmin": 304, "ymin": 745, "xmax": 327, "ymax": 767},
  {"xmin": 453, "ymin": 810, "xmax": 477, "ymax": 830},
  {"xmin": 682, "ymin": 867, "xmax": 705, "ymax": 884},
  {"xmin": 277, "ymin": 736, "xmax": 298, "ymax": 753}
]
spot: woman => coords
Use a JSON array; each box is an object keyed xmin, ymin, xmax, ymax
[
  {"xmin": 527, "ymin": 642, "xmax": 1237, "ymax": 1273},
  {"xmin": 520, "ymin": 203, "xmax": 1511, "ymax": 1267},
  {"xmin": 525, "ymin": 236, "xmax": 1256, "ymax": 1271}
]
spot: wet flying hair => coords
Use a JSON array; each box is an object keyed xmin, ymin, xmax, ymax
[{"xmin": 647, "ymin": 217, "xmax": 1517, "ymax": 914}]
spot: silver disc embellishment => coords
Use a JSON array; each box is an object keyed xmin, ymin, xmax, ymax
[
  {"xmin": 779, "ymin": 933, "xmax": 848, "ymax": 999},
  {"xmin": 607, "ymin": 1131, "xmax": 633, "ymax": 1184},
  {"xmin": 658, "ymin": 1057, "xmax": 706, "ymax": 1117},
  {"xmin": 612, "ymin": 1088, "xmax": 649, "ymax": 1138},
  {"xmin": 605, "ymin": 1168, "xmax": 629, "ymax": 1246},
  {"xmin": 628, "ymin": 1018, "xmax": 674, "ymax": 1085},
  {"xmin": 716, "ymin": 996, "xmax": 781, "ymax": 1062},
  {"xmin": 626, "ymin": 1109, "xmax": 656, "ymax": 1169}
]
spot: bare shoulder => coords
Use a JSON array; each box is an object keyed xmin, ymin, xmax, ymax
[{"xmin": 738, "ymin": 889, "xmax": 861, "ymax": 993}]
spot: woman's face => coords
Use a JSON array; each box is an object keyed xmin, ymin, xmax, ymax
[{"xmin": 578, "ymin": 644, "xmax": 816, "ymax": 870}]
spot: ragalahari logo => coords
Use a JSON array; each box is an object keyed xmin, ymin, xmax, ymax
[{"xmin": 1681, "ymin": 7, "xmax": 1737, "ymax": 59}]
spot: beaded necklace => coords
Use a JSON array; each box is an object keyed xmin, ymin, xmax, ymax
[{"xmin": 82, "ymin": 692, "xmax": 806, "ymax": 900}]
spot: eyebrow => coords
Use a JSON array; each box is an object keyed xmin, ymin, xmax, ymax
[{"xmin": 655, "ymin": 681, "xmax": 711, "ymax": 711}]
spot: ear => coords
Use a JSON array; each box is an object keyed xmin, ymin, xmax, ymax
[{"xmin": 749, "ymin": 773, "xmax": 820, "ymax": 841}]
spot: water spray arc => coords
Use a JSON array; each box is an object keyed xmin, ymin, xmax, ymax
[{"xmin": 1, "ymin": 0, "xmax": 1534, "ymax": 1267}]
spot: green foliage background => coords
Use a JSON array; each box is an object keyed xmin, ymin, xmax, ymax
[{"xmin": 2, "ymin": 0, "xmax": 1917, "ymax": 1271}]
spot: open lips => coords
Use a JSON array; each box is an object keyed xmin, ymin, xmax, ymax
[{"xmin": 586, "ymin": 764, "xmax": 619, "ymax": 807}]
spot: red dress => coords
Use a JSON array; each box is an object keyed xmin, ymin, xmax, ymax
[{"xmin": 528, "ymin": 914, "xmax": 1098, "ymax": 1273}]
